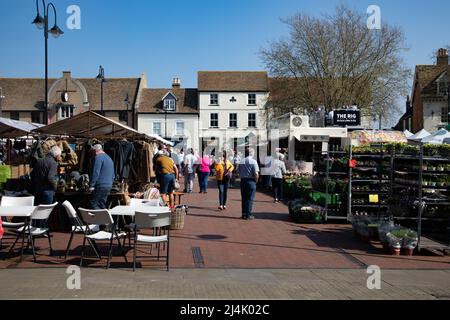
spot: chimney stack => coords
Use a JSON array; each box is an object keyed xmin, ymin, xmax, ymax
[
  {"xmin": 172, "ymin": 77, "xmax": 181, "ymax": 88},
  {"xmin": 406, "ymin": 95, "xmax": 411, "ymax": 111},
  {"xmin": 437, "ymin": 48, "xmax": 449, "ymax": 66}
]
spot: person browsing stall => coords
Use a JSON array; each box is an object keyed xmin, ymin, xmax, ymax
[
  {"xmin": 89, "ymin": 144, "xmax": 115, "ymax": 210},
  {"xmin": 155, "ymin": 150, "xmax": 179, "ymax": 209},
  {"xmin": 31, "ymin": 145, "xmax": 62, "ymax": 205}
]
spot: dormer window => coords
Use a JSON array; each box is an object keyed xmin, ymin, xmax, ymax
[
  {"xmin": 162, "ymin": 92, "xmax": 177, "ymax": 111},
  {"xmin": 438, "ymin": 81, "xmax": 449, "ymax": 96},
  {"xmin": 164, "ymin": 99, "xmax": 176, "ymax": 111}
]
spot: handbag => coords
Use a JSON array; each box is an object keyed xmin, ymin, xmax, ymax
[{"xmin": 174, "ymin": 179, "xmax": 181, "ymax": 191}]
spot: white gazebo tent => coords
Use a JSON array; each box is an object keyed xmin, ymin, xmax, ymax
[
  {"xmin": 403, "ymin": 129, "xmax": 413, "ymax": 138},
  {"xmin": 421, "ymin": 129, "xmax": 450, "ymax": 144},
  {"xmin": 408, "ymin": 129, "xmax": 431, "ymax": 141}
]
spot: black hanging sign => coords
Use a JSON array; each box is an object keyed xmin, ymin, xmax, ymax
[{"xmin": 333, "ymin": 110, "xmax": 361, "ymax": 126}]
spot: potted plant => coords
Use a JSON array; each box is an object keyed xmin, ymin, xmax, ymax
[
  {"xmin": 424, "ymin": 144, "xmax": 439, "ymax": 156},
  {"xmin": 387, "ymin": 232, "xmax": 401, "ymax": 255},
  {"xmin": 402, "ymin": 230, "xmax": 418, "ymax": 256},
  {"xmin": 438, "ymin": 144, "xmax": 450, "ymax": 158}
]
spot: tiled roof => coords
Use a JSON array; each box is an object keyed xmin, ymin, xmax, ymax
[
  {"xmin": 0, "ymin": 78, "xmax": 57, "ymax": 111},
  {"xmin": 0, "ymin": 77, "xmax": 141, "ymax": 111},
  {"xmin": 198, "ymin": 71, "xmax": 268, "ymax": 92},
  {"xmin": 138, "ymin": 88, "xmax": 198, "ymax": 113},
  {"xmin": 415, "ymin": 65, "xmax": 450, "ymax": 95}
]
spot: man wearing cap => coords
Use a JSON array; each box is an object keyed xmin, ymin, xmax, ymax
[{"xmin": 89, "ymin": 144, "xmax": 115, "ymax": 209}]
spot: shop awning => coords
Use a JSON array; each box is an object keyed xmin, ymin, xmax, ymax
[
  {"xmin": 0, "ymin": 117, "xmax": 43, "ymax": 138},
  {"xmin": 33, "ymin": 111, "xmax": 173, "ymax": 145}
]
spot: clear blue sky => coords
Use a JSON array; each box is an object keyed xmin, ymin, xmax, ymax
[{"xmin": 0, "ymin": 0, "xmax": 449, "ymax": 92}]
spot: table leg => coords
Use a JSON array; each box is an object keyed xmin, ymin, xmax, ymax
[{"xmin": 19, "ymin": 219, "xmax": 30, "ymax": 263}]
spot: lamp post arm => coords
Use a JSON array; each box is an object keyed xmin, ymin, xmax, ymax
[{"xmin": 47, "ymin": 3, "xmax": 58, "ymax": 26}]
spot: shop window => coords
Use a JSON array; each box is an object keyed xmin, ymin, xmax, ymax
[
  {"xmin": 119, "ymin": 111, "xmax": 128, "ymax": 123},
  {"xmin": 10, "ymin": 112, "xmax": 20, "ymax": 121},
  {"xmin": 31, "ymin": 111, "xmax": 41, "ymax": 124}
]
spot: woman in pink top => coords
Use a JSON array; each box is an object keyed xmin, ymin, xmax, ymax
[{"xmin": 199, "ymin": 155, "xmax": 211, "ymax": 193}]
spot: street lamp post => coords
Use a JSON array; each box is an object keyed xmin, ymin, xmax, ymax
[
  {"xmin": 32, "ymin": 0, "xmax": 64, "ymax": 125},
  {"xmin": 96, "ymin": 66, "xmax": 107, "ymax": 113},
  {"xmin": 0, "ymin": 87, "xmax": 4, "ymax": 118}
]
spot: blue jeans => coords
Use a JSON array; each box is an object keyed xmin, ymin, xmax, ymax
[
  {"xmin": 33, "ymin": 189, "xmax": 54, "ymax": 227},
  {"xmin": 240, "ymin": 178, "xmax": 257, "ymax": 217},
  {"xmin": 218, "ymin": 180, "xmax": 229, "ymax": 206},
  {"xmin": 89, "ymin": 187, "xmax": 111, "ymax": 210},
  {"xmin": 199, "ymin": 172, "xmax": 209, "ymax": 192}
]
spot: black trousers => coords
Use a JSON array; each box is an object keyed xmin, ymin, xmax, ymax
[{"xmin": 272, "ymin": 178, "xmax": 283, "ymax": 200}]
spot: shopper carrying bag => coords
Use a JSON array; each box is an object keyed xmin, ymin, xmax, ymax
[{"xmin": 215, "ymin": 151, "xmax": 234, "ymax": 211}]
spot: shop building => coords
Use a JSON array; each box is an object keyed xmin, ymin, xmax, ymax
[
  {"xmin": 0, "ymin": 71, "xmax": 146, "ymax": 127},
  {"xmin": 410, "ymin": 48, "xmax": 450, "ymax": 133},
  {"xmin": 137, "ymin": 78, "xmax": 200, "ymax": 151},
  {"xmin": 198, "ymin": 71, "xmax": 269, "ymax": 155}
]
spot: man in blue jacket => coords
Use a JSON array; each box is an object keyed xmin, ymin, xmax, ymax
[{"xmin": 89, "ymin": 144, "xmax": 115, "ymax": 209}]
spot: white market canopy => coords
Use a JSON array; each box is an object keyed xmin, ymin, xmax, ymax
[
  {"xmin": 403, "ymin": 129, "xmax": 413, "ymax": 138},
  {"xmin": 0, "ymin": 117, "xmax": 43, "ymax": 138},
  {"xmin": 408, "ymin": 129, "xmax": 431, "ymax": 141},
  {"xmin": 421, "ymin": 129, "xmax": 450, "ymax": 144},
  {"xmin": 33, "ymin": 111, "xmax": 173, "ymax": 146}
]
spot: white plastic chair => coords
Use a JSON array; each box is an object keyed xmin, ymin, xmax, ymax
[
  {"xmin": 7, "ymin": 203, "xmax": 58, "ymax": 262},
  {"xmin": 132, "ymin": 212, "xmax": 170, "ymax": 271},
  {"xmin": 0, "ymin": 196, "xmax": 35, "ymax": 228},
  {"xmin": 78, "ymin": 208, "xmax": 128, "ymax": 269},
  {"xmin": 62, "ymin": 201, "xmax": 100, "ymax": 260}
]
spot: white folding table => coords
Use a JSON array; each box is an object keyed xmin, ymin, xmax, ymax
[{"xmin": 110, "ymin": 206, "xmax": 170, "ymax": 217}]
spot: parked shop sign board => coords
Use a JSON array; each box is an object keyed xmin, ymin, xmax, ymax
[{"xmin": 333, "ymin": 110, "xmax": 361, "ymax": 126}]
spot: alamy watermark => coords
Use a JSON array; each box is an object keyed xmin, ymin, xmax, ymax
[
  {"xmin": 66, "ymin": 265, "xmax": 81, "ymax": 290},
  {"xmin": 66, "ymin": 5, "xmax": 81, "ymax": 30},
  {"xmin": 367, "ymin": 5, "xmax": 381, "ymax": 30},
  {"xmin": 366, "ymin": 265, "xmax": 381, "ymax": 290}
]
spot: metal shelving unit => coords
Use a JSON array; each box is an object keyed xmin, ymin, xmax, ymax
[
  {"xmin": 348, "ymin": 144, "xmax": 392, "ymax": 220},
  {"xmin": 312, "ymin": 145, "xmax": 349, "ymax": 221},
  {"xmin": 390, "ymin": 143, "xmax": 450, "ymax": 252}
]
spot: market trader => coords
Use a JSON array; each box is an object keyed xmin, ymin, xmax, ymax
[
  {"xmin": 89, "ymin": 144, "xmax": 115, "ymax": 209},
  {"xmin": 238, "ymin": 147, "xmax": 260, "ymax": 220}
]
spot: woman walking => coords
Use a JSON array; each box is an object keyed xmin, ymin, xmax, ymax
[
  {"xmin": 215, "ymin": 151, "xmax": 234, "ymax": 210},
  {"xmin": 271, "ymin": 153, "xmax": 287, "ymax": 203},
  {"xmin": 198, "ymin": 154, "xmax": 211, "ymax": 193}
]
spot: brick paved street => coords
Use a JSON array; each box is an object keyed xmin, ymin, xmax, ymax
[{"xmin": 0, "ymin": 178, "xmax": 449, "ymax": 299}]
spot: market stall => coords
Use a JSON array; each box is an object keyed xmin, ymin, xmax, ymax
[
  {"xmin": 0, "ymin": 117, "xmax": 43, "ymax": 186},
  {"xmin": 30, "ymin": 111, "xmax": 173, "ymax": 231}
]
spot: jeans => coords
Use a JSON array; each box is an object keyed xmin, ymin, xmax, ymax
[
  {"xmin": 272, "ymin": 177, "xmax": 283, "ymax": 200},
  {"xmin": 160, "ymin": 173, "xmax": 175, "ymax": 194},
  {"xmin": 184, "ymin": 173, "xmax": 195, "ymax": 193},
  {"xmin": 199, "ymin": 172, "xmax": 209, "ymax": 192},
  {"xmin": 89, "ymin": 187, "xmax": 111, "ymax": 210},
  {"xmin": 240, "ymin": 178, "xmax": 257, "ymax": 217},
  {"xmin": 33, "ymin": 189, "xmax": 54, "ymax": 228},
  {"xmin": 262, "ymin": 175, "xmax": 272, "ymax": 188},
  {"xmin": 217, "ymin": 180, "xmax": 229, "ymax": 206}
]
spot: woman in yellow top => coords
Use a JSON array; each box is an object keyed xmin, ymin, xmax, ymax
[{"xmin": 215, "ymin": 151, "xmax": 234, "ymax": 210}]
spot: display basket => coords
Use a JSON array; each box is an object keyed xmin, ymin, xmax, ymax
[{"xmin": 170, "ymin": 206, "xmax": 186, "ymax": 230}]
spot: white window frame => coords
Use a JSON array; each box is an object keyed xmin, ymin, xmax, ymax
[
  {"xmin": 152, "ymin": 121, "xmax": 162, "ymax": 136},
  {"xmin": 164, "ymin": 99, "xmax": 176, "ymax": 111},
  {"xmin": 175, "ymin": 121, "xmax": 185, "ymax": 135},
  {"xmin": 229, "ymin": 113, "xmax": 237, "ymax": 128},
  {"xmin": 210, "ymin": 93, "xmax": 219, "ymax": 105},
  {"xmin": 59, "ymin": 105, "xmax": 74, "ymax": 119},
  {"xmin": 248, "ymin": 93, "xmax": 257, "ymax": 105},
  {"xmin": 210, "ymin": 113, "xmax": 219, "ymax": 128},
  {"xmin": 248, "ymin": 113, "xmax": 256, "ymax": 128}
]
